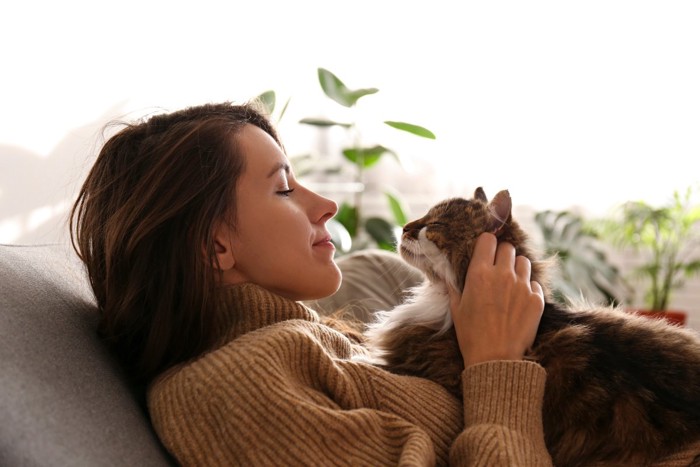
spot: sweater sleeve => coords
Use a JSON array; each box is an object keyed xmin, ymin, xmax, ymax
[{"xmin": 450, "ymin": 360, "xmax": 553, "ymax": 466}]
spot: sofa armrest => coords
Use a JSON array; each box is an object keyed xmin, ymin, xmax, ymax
[{"xmin": 0, "ymin": 244, "xmax": 174, "ymax": 467}]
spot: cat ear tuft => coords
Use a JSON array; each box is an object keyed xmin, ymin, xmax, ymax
[
  {"xmin": 486, "ymin": 190, "xmax": 512, "ymax": 234},
  {"xmin": 474, "ymin": 187, "xmax": 488, "ymax": 202}
]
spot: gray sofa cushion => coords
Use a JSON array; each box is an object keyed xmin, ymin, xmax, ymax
[
  {"xmin": 0, "ymin": 243, "xmax": 423, "ymax": 466},
  {"xmin": 0, "ymin": 244, "xmax": 173, "ymax": 467},
  {"xmin": 307, "ymin": 249, "xmax": 424, "ymax": 322}
]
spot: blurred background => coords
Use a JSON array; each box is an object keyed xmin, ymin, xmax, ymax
[{"xmin": 1, "ymin": 1, "xmax": 699, "ymax": 326}]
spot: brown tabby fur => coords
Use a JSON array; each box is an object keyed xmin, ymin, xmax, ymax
[{"xmin": 368, "ymin": 187, "xmax": 700, "ymax": 467}]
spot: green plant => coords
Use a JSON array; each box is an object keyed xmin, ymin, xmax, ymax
[
  {"xmin": 596, "ymin": 185, "xmax": 700, "ymax": 311},
  {"xmin": 534, "ymin": 209, "xmax": 631, "ymax": 306},
  {"xmin": 254, "ymin": 90, "xmax": 290, "ymax": 124},
  {"xmin": 298, "ymin": 68, "xmax": 436, "ymax": 252}
]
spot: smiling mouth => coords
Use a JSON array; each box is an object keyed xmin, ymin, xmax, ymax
[{"xmin": 313, "ymin": 235, "xmax": 334, "ymax": 247}]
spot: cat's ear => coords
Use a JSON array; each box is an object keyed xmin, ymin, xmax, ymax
[
  {"xmin": 486, "ymin": 190, "xmax": 512, "ymax": 235},
  {"xmin": 474, "ymin": 187, "xmax": 488, "ymax": 202}
]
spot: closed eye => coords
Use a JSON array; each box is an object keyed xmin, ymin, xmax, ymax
[{"xmin": 277, "ymin": 188, "xmax": 295, "ymax": 197}]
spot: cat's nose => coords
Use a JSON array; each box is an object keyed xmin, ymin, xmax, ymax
[{"xmin": 402, "ymin": 224, "xmax": 420, "ymax": 239}]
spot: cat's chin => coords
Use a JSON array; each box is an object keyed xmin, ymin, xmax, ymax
[
  {"xmin": 399, "ymin": 242, "xmax": 428, "ymax": 273},
  {"xmin": 400, "ymin": 233, "xmax": 454, "ymax": 288},
  {"xmin": 400, "ymin": 251, "xmax": 447, "ymax": 287}
]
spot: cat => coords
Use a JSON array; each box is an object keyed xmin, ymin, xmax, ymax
[{"xmin": 365, "ymin": 187, "xmax": 700, "ymax": 467}]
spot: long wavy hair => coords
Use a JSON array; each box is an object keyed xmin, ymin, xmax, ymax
[{"xmin": 70, "ymin": 102, "xmax": 280, "ymax": 385}]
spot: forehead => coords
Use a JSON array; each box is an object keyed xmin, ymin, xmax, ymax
[
  {"xmin": 434, "ymin": 197, "xmax": 476, "ymax": 213},
  {"xmin": 237, "ymin": 124, "xmax": 288, "ymax": 174}
]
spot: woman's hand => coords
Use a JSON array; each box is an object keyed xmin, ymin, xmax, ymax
[{"xmin": 448, "ymin": 232, "xmax": 544, "ymax": 367}]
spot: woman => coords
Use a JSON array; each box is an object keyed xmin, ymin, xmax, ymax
[{"xmin": 71, "ymin": 101, "xmax": 550, "ymax": 465}]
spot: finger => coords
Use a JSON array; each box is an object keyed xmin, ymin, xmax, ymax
[
  {"xmin": 471, "ymin": 232, "xmax": 498, "ymax": 265},
  {"xmin": 494, "ymin": 241, "xmax": 516, "ymax": 268},
  {"xmin": 514, "ymin": 255, "xmax": 532, "ymax": 280},
  {"xmin": 531, "ymin": 280, "xmax": 544, "ymax": 299}
]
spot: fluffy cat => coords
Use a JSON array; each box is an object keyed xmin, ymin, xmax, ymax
[{"xmin": 365, "ymin": 187, "xmax": 700, "ymax": 467}]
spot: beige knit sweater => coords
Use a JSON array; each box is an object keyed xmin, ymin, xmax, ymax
[{"xmin": 146, "ymin": 284, "xmax": 699, "ymax": 466}]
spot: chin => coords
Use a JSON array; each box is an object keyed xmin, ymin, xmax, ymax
[
  {"xmin": 309, "ymin": 269, "xmax": 342, "ymax": 300},
  {"xmin": 286, "ymin": 264, "xmax": 342, "ymax": 302}
]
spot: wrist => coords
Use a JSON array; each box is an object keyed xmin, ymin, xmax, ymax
[{"xmin": 463, "ymin": 348, "xmax": 526, "ymax": 367}]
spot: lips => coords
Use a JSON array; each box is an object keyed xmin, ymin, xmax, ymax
[{"xmin": 313, "ymin": 234, "xmax": 333, "ymax": 246}]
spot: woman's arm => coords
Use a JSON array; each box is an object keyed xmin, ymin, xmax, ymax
[
  {"xmin": 148, "ymin": 322, "xmax": 552, "ymax": 466},
  {"xmin": 148, "ymin": 324, "xmax": 458, "ymax": 466},
  {"xmin": 451, "ymin": 361, "xmax": 551, "ymax": 466},
  {"xmin": 448, "ymin": 233, "xmax": 552, "ymax": 465}
]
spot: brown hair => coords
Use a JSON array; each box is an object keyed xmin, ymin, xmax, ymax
[{"xmin": 70, "ymin": 101, "xmax": 280, "ymax": 385}]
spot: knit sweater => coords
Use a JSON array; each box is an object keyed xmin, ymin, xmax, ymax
[
  {"xmin": 147, "ymin": 283, "xmax": 554, "ymax": 466},
  {"xmin": 147, "ymin": 284, "xmax": 700, "ymax": 466}
]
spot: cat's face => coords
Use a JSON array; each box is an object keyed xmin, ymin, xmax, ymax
[{"xmin": 398, "ymin": 187, "xmax": 532, "ymax": 292}]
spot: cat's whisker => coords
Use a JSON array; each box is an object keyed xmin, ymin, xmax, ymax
[
  {"xmin": 399, "ymin": 239, "xmax": 429, "ymax": 273},
  {"xmin": 417, "ymin": 229, "xmax": 454, "ymax": 287}
]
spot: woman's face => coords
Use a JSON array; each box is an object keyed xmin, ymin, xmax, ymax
[{"xmin": 219, "ymin": 124, "xmax": 341, "ymax": 301}]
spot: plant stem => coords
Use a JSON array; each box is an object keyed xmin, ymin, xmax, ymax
[
  {"xmin": 351, "ymin": 117, "xmax": 363, "ymax": 238},
  {"xmin": 659, "ymin": 223, "xmax": 680, "ymax": 311},
  {"xmin": 650, "ymin": 223, "xmax": 662, "ymax": 309}
]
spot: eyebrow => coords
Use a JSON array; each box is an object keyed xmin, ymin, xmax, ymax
[{"xmin": 267, "ymin": 162, "xmax": 291, "ymax": 178}]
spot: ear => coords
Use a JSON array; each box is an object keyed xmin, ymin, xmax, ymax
[
  {"xmin": 486, "ymin": 189, "xmax": 512, "ymax": 235},
  {"xmin": 210, "ymin": 224, "xmax": 236, "ymax": 271},
  {"xmin": 474, "ymin": 186, "xmax": 488, "ymax": 203}
]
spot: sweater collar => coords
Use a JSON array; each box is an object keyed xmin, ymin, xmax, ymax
[{"xmin": 213, "ymin": 283, "xmax": 319, "ymax": 344}]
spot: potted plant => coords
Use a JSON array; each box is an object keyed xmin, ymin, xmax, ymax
[
  {"xmin": 297, "ymin": 68, "xmax": 436, "ymax": 253},
  {"xmin": 596, "ymin": 185, "xmax": 700, "ymax": 326},
  {"xmin": 534, "ymin": 209, "xmax": 632, "ymax": 307},
  {"xmin": 254, "ymin": 72, "xmax": 434, "ymax": 254}
]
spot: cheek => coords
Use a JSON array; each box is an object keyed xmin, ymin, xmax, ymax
[{"xmin": 423, "ymin": 230, "xmax": 442, "ymax": 247}]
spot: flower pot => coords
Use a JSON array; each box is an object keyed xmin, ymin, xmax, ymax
[{"xmin": 627, "ymin": 309, "xmax": 687, "ymax": 327}]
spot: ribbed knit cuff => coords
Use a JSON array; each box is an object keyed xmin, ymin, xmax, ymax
[{"xmin": 462, "ymin": 360, "xmax": 546, "ymax": 435}]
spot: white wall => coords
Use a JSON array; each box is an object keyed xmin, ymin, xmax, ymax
[{"xmin": 1, "ymin": 1, "xmax": 699, "ymax": 327}]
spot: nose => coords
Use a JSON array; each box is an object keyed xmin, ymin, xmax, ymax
[
  {"xmin": 312, "ymin": 191, "xmax": 338, "ymax": 224},
  {"xmin": 402, "ymin": 221, "xmax": 420, "ymax": 239}
]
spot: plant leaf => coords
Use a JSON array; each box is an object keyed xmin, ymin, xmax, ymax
[
  {"xmin": 318, "ymin": 68, "xmax": 378, "ymax": 107},
  {"xmin": 386, "ymin": 192, "xmax": 408, "ymax": 226},
  {"xmin": 335, "ymin": 203, "xmax": 358, "ymax": 238},
  {"xmin": 534, "ymin": 208, "xmax": 631, "ymax": 306},
  {"xmin": 278, "ymin": 97, "xmax": 291, "ymax": 121},
  {"xmin": 255, "ymin": 90, "xmax": 276, "ymax": 114},
  {"xmin": 384, "ymin": 121, "xmax": 436, "ymax": 139},
  {"xmin": 327, "ymin": 218, "xmax": 352, "ymax": 253},
  {"xmin": 342, "ymin": 145, "xmax": 394, "ymax": 168},
  {"xmin": 299, "ymin": 117, "xmax": 352, "ymax": 128},
  {"xmin": 684, "ymin": 259, "xmax": 700, "ymax": 276},
  {"xmin": 365, "ymin": 217, "xmax": 397, "ymax": 251}
]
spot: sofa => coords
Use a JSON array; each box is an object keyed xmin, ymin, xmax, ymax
[{"xmin": 0, "ymin": 243, "xmax": 423, "ymax": 466}]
